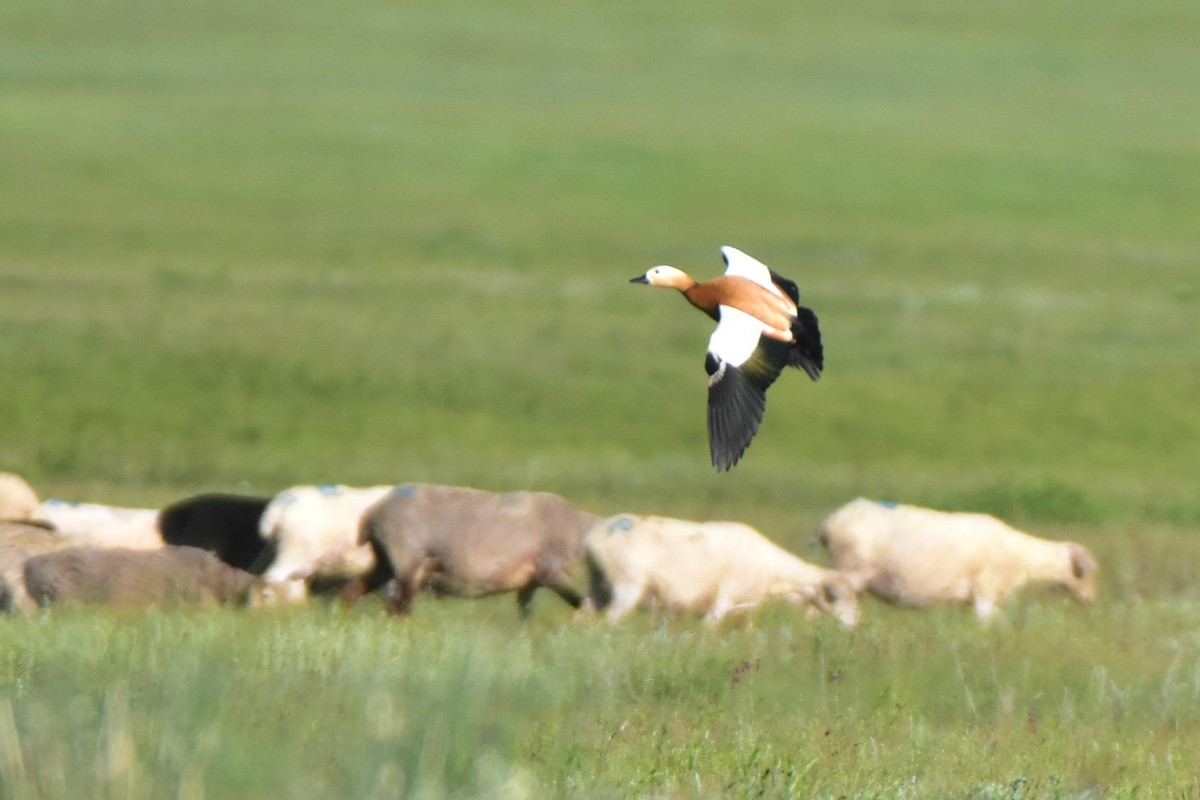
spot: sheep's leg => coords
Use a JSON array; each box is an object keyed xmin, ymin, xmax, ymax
[
  {"xmin": 357, "ymin": 553, "xmax": 398, "ymax": 596},
  {"xmin": 583, "ymin": 555, "xmax": 612, "ymax": 612},
  {"xmin": 572, "ymin": 596, "xmax": 598, "ymax": 623},
  {"xmin": 337, "ymin": 577, "xmax": 368, "ymax": 604},
  {"xmin": 516, "ymin": 583, "xmax": 538, "ymax": 618},
  {"xmin": 839, "ymin": 569, "xmax": 875, "ymax": 594},
  {"xmin": 704, "ymin": 596, "xmax": 735, "ymax": 627},
  {"xmin": 542, "ymin": 569, "xmax": 584, "ymax": 610},
  {"xmin": 972, "ymin": 594, "xmax": 999, "ymax": 621},
  {"xmin": 386, "ymin": 557, "xmax": 437, "ymax": 615},
  {"xmin": 386, "ymin": 578, "xmax": 414, "ymax": 615},
  {"xmin": 604, "ymin": 583, "xmax": 645, "ymax": 623}
]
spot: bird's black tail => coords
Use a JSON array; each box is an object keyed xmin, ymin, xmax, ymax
[{"xmin": 788, "ymin": 306, "xmax": 823, "ymax": 381}]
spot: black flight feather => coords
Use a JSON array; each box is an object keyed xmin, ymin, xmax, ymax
[
  {"xmin": 705, "ymin": 338, "xmax": 790, "ymax": 471},
  {"xmin": 768, "ymin": 270, "xmax": 801, "ymax": 306},
  {"xmin": 707, "ymin": 365, "xmax": 765, "ymax": 471}
]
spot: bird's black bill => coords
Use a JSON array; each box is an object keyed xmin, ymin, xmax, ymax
[{"xmin": 629, "ymin": 275, "xmax": 649, "ymax": 284}]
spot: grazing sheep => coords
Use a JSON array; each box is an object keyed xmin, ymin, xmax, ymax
[
  {"xmin": 0, "ymin": 522, "xmax": 92, "ymax": 613},
  {"xmin": 38, "ymin": 499, "xmax": 163, "ymax": 550},
  {"xmin": 816, "ymin": 498, "xmax": 1099, "ymax": 620},
  {"xmin": 257, "ymin": 484, "xmax": 394, "ymax": 604},
  {"xmin": 360, "ymin": 483, "xmax": 600, "ymax": 616},
  {"xmin": 158, "ymin": 493, "xmax": 274, "ymax": 573},
  {"xmin": 580, "ymin": 514, "xmax": 861, "ymax": 627},
  {"xmin": 0, "ymin": 473, "xmax": 50, "ymax": 526},
  {"xmin": 22, "ymin": 545, "xmax": 258, "ymax": 610}
]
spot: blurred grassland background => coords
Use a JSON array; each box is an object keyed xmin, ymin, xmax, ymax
[{"xmin": 1, "ymin": 0, "xmax": 1199, "ymax": 796}]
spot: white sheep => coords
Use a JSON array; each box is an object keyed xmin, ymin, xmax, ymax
[
  {"xmin": 37, "ymin": 499, "xmax": 163, "ymax": 550},
  {"xmin": 580, "ymin": 514, "xmax": 861, "ymax": 627},
  {"xmin": 0, "ymin": 473, "xmax": 49, "ymax": 526},
  {"xmin": 257, "ymin": 484, "xmax": 393, "ymax": 604},
  {"xmin": 816, "ymin": 498, "xmax": 1099, "ymax": 620}
]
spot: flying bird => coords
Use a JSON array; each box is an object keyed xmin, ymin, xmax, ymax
[{"xmin": 630, "ymin": 246, "xmax": 823, "ymax": 471}]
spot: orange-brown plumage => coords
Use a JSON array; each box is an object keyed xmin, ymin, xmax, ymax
[{"xmin": 683, "ymin": 276, "xmax": 798, "ymax": 338}]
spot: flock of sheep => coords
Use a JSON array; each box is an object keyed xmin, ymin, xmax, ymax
[{"xmin": 0, "ymin": 471, "xmax": 1099, "ymax": 625}]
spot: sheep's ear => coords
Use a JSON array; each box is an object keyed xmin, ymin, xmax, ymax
[
  {"xmin": 804, "ymin": 582, "xmax": 841, "ymax": 614},
  {"xmin": 1070, "ymin": 544, "xmax": 1096, "ymax": 580}
]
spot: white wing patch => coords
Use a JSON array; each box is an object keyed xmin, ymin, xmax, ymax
[
  {"xmin": 708, "ymin": 305, "xmax": 764, "ymax": 368},
  {"xmin": 720, "ymin": 246, "xmax": 777, "ymax": 293}
]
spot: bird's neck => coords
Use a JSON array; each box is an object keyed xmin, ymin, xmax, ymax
[{"xmin": 679, "ymin": 281, "xmax": 714, "ymax": 315}]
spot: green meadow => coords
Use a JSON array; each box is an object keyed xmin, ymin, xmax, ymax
[{"xmin": 1, "ymin": 0, "xmax": 1198, "ymax": 796}]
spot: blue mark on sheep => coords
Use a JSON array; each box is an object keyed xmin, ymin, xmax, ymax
[
  {"xmin": 607, "ymin": 516, "xmax": 634, "ymax": 534},
  {"xmin": 317, "ymin": 485, "xmax": 343, "ymax": 497},
  {"xmin": 391, "ymin": 484, "xmax": 417, "ymax": 498},
  {"xmin": 872, "ymin": 500, "xmax": 899, "ymax": 509}
]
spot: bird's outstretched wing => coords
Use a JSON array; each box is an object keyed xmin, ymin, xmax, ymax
[
  {"xmin": 720, "ymin": 246, "xmax": 774, "ymax": 289},
  {"xmin": 705, "ymin": 306, "xmax": 790, "ymax": 471}
]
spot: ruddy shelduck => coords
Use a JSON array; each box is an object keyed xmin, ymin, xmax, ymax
[{"xmin": 630, "ymin": 246, "xmax": 823, "ymax": 471}]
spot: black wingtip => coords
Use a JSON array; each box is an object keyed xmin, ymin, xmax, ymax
[{"xmin": 707, "ymin": 361, "xmax": 768, "ymax": 472}]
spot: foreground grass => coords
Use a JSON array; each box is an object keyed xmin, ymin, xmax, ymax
[
  {"xmin": 3, "ymin": 580, "xmax": 1200, "ymax": 798},
  {"xmin": 1, "ymin": 524, "xmax": 1197, "ymax": 798}
]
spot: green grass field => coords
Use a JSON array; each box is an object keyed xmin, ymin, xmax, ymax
[{"xmin": 2, "ymin": 0, "xmax": 1199, "ymax": 796}]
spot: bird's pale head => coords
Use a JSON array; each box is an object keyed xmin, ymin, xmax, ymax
[{"xmin": 630, "ymin": 265, "xmax": 693, "ymax": 290}]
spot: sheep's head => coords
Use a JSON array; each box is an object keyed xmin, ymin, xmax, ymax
[
  {"xmin": 249, "ymin": 578, "xmax": 308, "ymax": 608},
  {"xmin": 1065, "ymin": 543, "xmax": 1099, "ymax": 604},
  {"xmin": 0, "ymin": 473, "xmax": 47, "ymax": 526},
  {"xmin": 800, "ymin": 575, "xmax": 861, "ymax": 628}
]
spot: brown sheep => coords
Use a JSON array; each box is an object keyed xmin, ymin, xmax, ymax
[
  {"xmin": 0, "ymin": 522, "xmax": 93, "ymax": 613},
  {"xmin": 22, "ymin": 545, "xmax": 258, "ymax": 610},
  {"xmin": 360, "ymin": 484, "xmax": 600, "ymax": 616}
]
